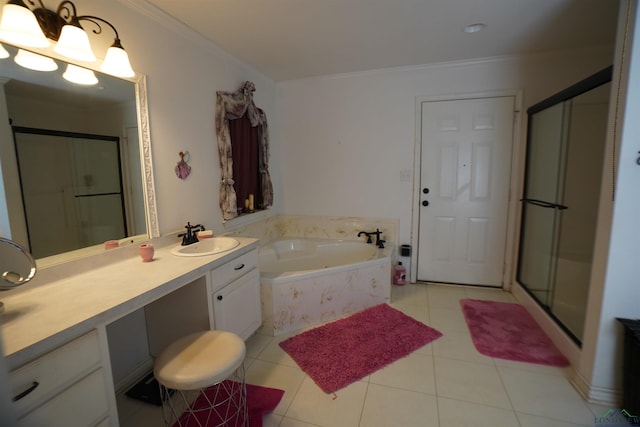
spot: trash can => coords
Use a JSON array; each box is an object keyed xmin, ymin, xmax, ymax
[
  {"xmin": 617, "ymin": 318, "xmax": 640, "ymax": 415},
  {"xmin": 400, "ymin": 244, "xmax": 411, "ymax": 257}
]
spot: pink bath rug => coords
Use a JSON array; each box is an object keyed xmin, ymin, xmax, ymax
[
  {"xmin": 460, "ymin": 299, "xmax": 569, "ymax": 367},
  {"xmin": 173, "ymin": 381, "xmax": 284, "ymax": 427},
  {"xmin": 279, "ymin": 304, "xmax": 443, "ymax": 393}
]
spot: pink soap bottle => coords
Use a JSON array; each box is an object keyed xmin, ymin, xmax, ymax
[{"xmin": 393, "ymin": 261, "xmax": 406, "ymax": 286}]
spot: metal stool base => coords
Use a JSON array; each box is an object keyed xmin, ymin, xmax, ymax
[{"xmin": 159, "ymin": 364, "xmax": 247, "ymax": 427}]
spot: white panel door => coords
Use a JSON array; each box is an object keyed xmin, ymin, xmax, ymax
[{"xmin": 417, "ymin": 97, "xmax": 514, "ymax": 286}]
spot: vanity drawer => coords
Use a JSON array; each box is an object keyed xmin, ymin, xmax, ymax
[
  {"xmin": 17, "ymin": 368, "xmax": 109, "ymax": 427},
  {"xmin": 10, "ymin": 330, "xmax": 102, "ymax": 416},
  {"xmin": 211, "ymin": 248, "xmax": 258, "ymax": 291}
]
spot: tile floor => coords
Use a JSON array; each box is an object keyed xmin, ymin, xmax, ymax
[{"xmin": 119, "ymin": 283, "xmax": 616, "ymax": 427}]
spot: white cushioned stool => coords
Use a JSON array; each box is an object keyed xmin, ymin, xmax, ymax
[{"xmin": 154, "ymin": 330, "xmax": 247, "ymax": 426}]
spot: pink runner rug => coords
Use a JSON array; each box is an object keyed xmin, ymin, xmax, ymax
[
  {"xmin": 279, "ymin": 304, "xmax": 443, "ymax": 393},
  {"xmin": 461, "ymin": 299, "xmax": 569, "ymax": 367}
]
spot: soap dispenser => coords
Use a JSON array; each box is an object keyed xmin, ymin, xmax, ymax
[{"xmin": 393, "ymin": 261, "xmax": 406, "ymax": 286}]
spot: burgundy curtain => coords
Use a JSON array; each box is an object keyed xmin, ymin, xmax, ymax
[{"xmin": 228, "ymin": 113, "xmax": 261, "ymax": 212}]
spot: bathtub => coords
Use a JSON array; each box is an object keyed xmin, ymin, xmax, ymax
[{"xmin": 259, "ymin": 238, "xmax": 391, "ymax": 336}]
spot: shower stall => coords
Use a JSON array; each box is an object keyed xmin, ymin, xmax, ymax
[
  {"xmin": 13, "ymin": 127, "xmax": 127, "ymax": 259},
  {"xmin": 517, "ymin": 67, "xmax": 612, "ymax": 344}
]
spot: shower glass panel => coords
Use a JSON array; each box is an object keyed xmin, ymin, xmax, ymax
[
  {"xmin": 70, "ymin": 138, "xmax": 126, "ymax": 247},
  {"xmin": 517, "ymin": 67, "xmax": 611, "ymax": 344},
  {"xmin": 518, "ymin": 102, "xmax": 570, "ymax": 306},
  {"xmin": 13, "ymin": 128, "xmax": 126, "ymax": 259}
]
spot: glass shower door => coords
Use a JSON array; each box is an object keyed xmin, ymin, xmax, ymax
[
  {"xmin": 70, "ymin": 138, "xmax": 126, "ymax": 247},
  {"xmin": 517, "ymin": 70, "xmax": 611, "ymax": 344},
  {"xmin": 549, "ymin": 84, "xmax": 610, "ymax": 340},
  {"xmin": 518, "ymin": 102, "xmax": 570, "ymax": 307}
]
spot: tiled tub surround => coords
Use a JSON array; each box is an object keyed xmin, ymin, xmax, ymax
[
  {"xmin": 226, "ymin": 215, "xmax": 397, "ymax": 336},
  {"xmin": 224, "ymin": 215, "xmax": 398, "ymax": 249}
]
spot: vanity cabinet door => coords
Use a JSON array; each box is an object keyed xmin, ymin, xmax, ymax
[{"xmin": 212, "ymin": 268, "xmax": 261, "ymax": 340}]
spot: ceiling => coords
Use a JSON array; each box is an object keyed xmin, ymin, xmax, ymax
[{"xmin": 142, "ymin": 0, "xmax": 619, "ymax": 82}]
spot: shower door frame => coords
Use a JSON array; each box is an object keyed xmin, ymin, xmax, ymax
[
  {"xmin": 12, "ymin": 126, "xmax": 127, "ymax": 258},
  {"xmin": 516, "ymin": 66, "xmax": 612, "ymax": 346}
]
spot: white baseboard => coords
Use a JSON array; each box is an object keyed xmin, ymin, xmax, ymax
[
  {"xmin": 512, "ymin": 283, "xmax": 622, "ymax": 406},
  {"xmin": 571, "ymin": 369, "xmax": 622, "ymax": 406}
]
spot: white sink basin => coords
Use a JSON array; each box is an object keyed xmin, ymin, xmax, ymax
[{"xmin": 171, "ymin": 237, "xmax": 240, "ymax": 257}]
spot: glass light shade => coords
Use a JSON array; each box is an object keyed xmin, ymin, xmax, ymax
[
  {"xmin": 63, "ymin": 64, "xmax": 98, "ymax": 85},
  {"xmin": 101, "ymin": 45, "xmax": 135, "ymax": 78},
  {"xmin": 54, "ymin": 24, "xmax": 96, "ymax": 62},
  {"xmin": 0, "ymin": 3, "xmax": 50, "ymax": 48},
  {"xmin": 14, "ymin": 49, "xmax": 58, "ymax": 72},
  {"xmin": 0, "ymin": 43, "xmax": 9, "ymax": 59}
]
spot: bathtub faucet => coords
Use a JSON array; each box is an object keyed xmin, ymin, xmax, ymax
[
  {"xmin": 179, "ymin": 222, "xmax": 205, "ymax": 246},
  {"xmin": 357, "ymin": 230, "xmax": 373, "ymax": 243},
  {"xmin": 358, "ymin": 229, "xmax": 385, "ymax": 248}
]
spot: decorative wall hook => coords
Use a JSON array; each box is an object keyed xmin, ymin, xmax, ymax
[{"xmin": 175, "ymin": 150, "xmax": 191, "ymax": 179}]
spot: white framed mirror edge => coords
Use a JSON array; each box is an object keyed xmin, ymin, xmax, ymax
[{"xmin": 134, "ymin": 74, "xmax": 159, "ymax": 239}]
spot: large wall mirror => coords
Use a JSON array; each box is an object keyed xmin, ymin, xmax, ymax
[{"xmin": 0, "ymin": 43, "xmax": 158, "ymax": 266}]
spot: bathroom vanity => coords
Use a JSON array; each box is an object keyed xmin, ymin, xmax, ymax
[{"xmin": 1, "ymin": 237, "xmax": 260, "ymax": 426}]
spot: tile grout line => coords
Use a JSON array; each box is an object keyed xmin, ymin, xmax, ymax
[
  {"xmin": 356, "ymin": 381, "xmax": 372, "ymax": 427},
  {"xmin": 494, "ymin": 358, "xmax": 525, "ymax": 427}
]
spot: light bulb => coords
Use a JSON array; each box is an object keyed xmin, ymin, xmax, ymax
[
  {"xmin": 63, "ymin": 64, "xmax": 99, "ymax": 85},
  {"xmin": 54, "ymin": 24, "xmax": 96, "ymax": 62},
  {"xmin": 0, "ymin": 3, "xmax": 50, "ymax": 48},
  {"xmin": 14, "ymin": 49, "xmax": 58, "ymax": 72},
  {"xmin": 101, "ymin": 42, "xmax": 135, "ymax": 78}
]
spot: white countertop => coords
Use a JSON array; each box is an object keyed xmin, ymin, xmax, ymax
[{"xmin": 0, "ymin": 237, "xmax": 259, "ymax": 369}]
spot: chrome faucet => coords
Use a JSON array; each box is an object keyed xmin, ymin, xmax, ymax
[
  {"xmin": 179, "ymin": 222, "xmax": 205, "ymax": 246},
  {"xmin": 357, "ymin": 229, "xmax": 385, "ymax": 248}
]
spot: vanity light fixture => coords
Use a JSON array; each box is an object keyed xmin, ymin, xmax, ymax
[
  {"xmin": 14, "ymin": 48, "xmax": 58, "ymax": 71},
  {"xmin": 0, "ymin": 0, "xmax": 135, "ymax": 77},
  {"xmin": 62, "ymin": 63, "xmax": 98, "ymax": 85}
]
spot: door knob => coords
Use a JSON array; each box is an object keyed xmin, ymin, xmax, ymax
[
  {"xmin": 422, "ymin": 200, "xmax": 429, "ymax": 207},
  {"xmin": 423, "ymin": 188, "xmax": 429, "ymax": 194},
  {"xmin": 217, "ymin": 295, "xmax": 223, "ymax": 301}
]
